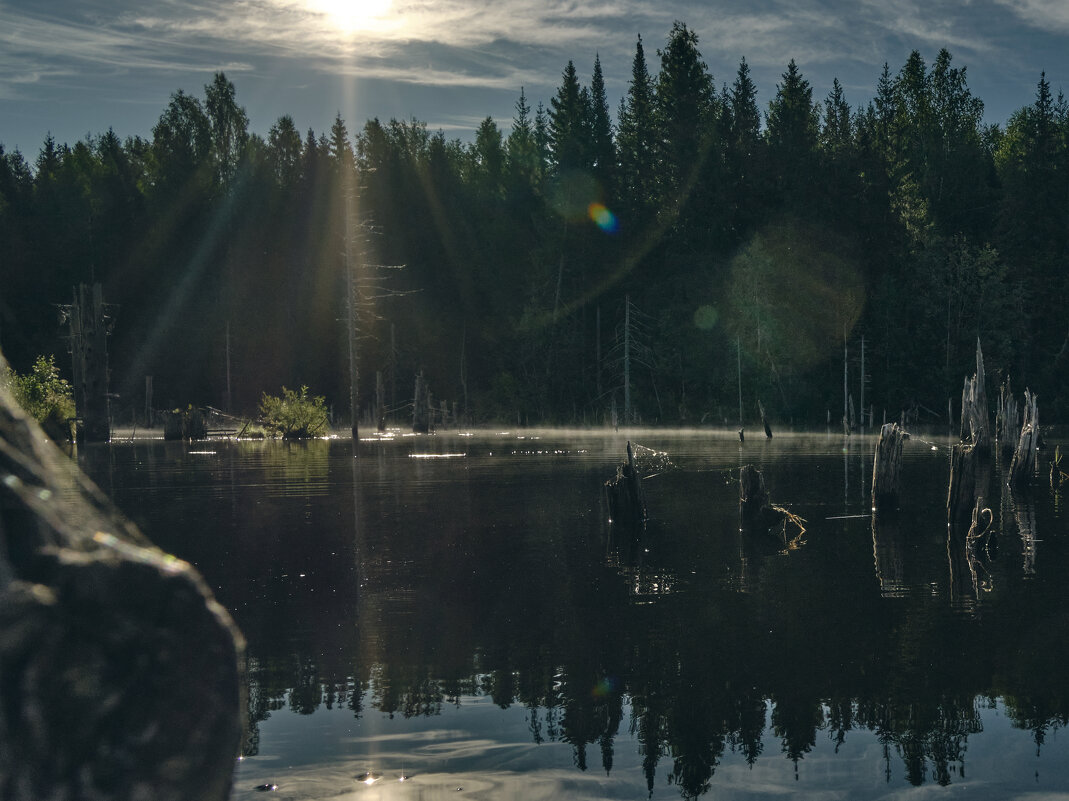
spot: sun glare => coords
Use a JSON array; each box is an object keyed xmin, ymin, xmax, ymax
[{"xmin": 308, "ymin": 0, "xmax": 394, "ymax": 33}]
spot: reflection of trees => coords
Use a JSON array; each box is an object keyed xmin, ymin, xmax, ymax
[{"xmin": 119, "ymin": 439, "xmax": 1069, "ymax": 794}]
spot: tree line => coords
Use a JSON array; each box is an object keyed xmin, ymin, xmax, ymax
[{"xmin": 2, "ymin": 22, "xmax": 1068, "ymax": 426}]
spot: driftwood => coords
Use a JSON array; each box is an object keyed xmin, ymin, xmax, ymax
[
  {"xmin": 871, "ymin": 422, "xmax": 905, "ymax": 513},
  {"xmin": 604, "ymin": 441, "xmax": 646, "ymax": 529},
  {"xmin": 1008, "ymin": 390, "xmax": 1039, "ymax": 489}
]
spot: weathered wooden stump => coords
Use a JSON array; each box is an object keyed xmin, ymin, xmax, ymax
[
  {"xmin": 996, "ymin": 376, "xmax": 1019, "ymax": 459},
  {"xmin": 162, "ymin": 406, "xmax": 207, "ymax": 440},
  {"xmin": 604, "ymin": 441, "xmax": 646, "ymax": 529},
  {"xmin": 0, "ymin": 363, "xmax": 245, "ymax": 801},
  {"xmin": 947, "ymin": 442, "xmax": 990, "ymax": 539},
  {"xmin": 959, "ymin": 339, "xmax": 990, "ymax": 455},
  {"xmin": 758, "ymin": 400, "xmax": 773, "ymax": 439},
  {"xmin": 739, "ymin": 464, "xmax": 805, "ymax": 547},
  {"xmin": 871, "ymin": 422, "xmax": 905, "ymax": 513},
  {"xmin": 739, "ymin": 464, "xmax": 769, "ymax": 524},
  {"xmin": 1008, "ymin": 390, "xmax": 1039, "ymax": 489}
]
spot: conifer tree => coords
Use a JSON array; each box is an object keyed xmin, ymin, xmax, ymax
[
  {"xmin": 549, "ymin": 61, "xmax": 590, "ymax": 173},
  {"xmin": 654, "ymin": 21, "xmax": 715, "ymax": 203},
  {"xmin": 617, "ymin": 35, "xmax": 658, "ymax": 223},
  {"xmin": 589, "ymin": 54, "xmax": 615, "ymax": 193},
  {"xmin": 765, "ymin": 59, "xmax": 819, "ymax": 207}
]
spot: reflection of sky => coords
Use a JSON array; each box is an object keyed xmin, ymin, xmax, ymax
[{"xmin": 232, "ymin": 695, "xmax": 1069, "ymax": 800}]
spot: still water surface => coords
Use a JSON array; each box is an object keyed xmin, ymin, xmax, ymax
[{"xmin": 81, "ymin": 429, "xmax": 1069, "ymax": 800}]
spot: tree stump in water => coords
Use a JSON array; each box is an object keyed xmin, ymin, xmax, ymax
[
  {"xmin": 1008, "ymin": 390, "xmax": 1039, "ymax": 489},
  {"xmin": 959, "ymin": 339, "xmax": 990, "ymax": 456},
  {"xmin": 871, "ymin": 423, "xmax": 904, "ymax": 514},
  {"xmin": 604, "ymin": 441, "xmax": 646, "ymax": 529},
  {"xmin": 739, "ymin": 465, "xmax": 805, "ymax": 546},
  {"xmin": 996, "ymin": 376, "xmax": 1019, "ymax": 459},
  {"xmin": 758, "ymin": 400, "xmax": 773, "ymax": 439},
  {"xmin": 947, "ymin": 442, "xmax": 990, "ymax": 539}
]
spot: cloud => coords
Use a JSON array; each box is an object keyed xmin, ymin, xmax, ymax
[{"xmin": 993, "ymin": 0, "xmax": 1069, "ymax": 31}]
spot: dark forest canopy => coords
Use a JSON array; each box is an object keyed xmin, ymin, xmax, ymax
[{"xmin": 3, "ymin": 25, "xmax": 1068, "ymax": 427}]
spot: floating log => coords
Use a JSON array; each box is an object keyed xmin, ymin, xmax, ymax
[
  {"xmin": 871, "ymin": 422, "xmax": 905, "ymax": 513},
  {"xmin": 604, "ymin": 441, "xmax": 646, "ymax": 529},
  {"xmin": 1008, "ymin": 390, "xmax": 1039, "ymax": 489}
]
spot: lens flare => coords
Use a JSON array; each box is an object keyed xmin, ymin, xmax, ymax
[{"xmin": 588, "ymin": 203, "xmax": 619, "ymax": 234}]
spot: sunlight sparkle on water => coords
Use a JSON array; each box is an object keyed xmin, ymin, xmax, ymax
[{"xmin": 409, "ymin": 453, "xmax": 466, "ymax": 459}]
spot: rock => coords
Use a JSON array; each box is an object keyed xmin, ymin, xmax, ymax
[{"xmin": 0, "ymin": 362, "xmax": 245, "ymax": 801}]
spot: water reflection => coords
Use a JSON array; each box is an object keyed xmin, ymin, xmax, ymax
[{"xmin": 83, "ymin": 431, "xmax": 1069, "ymax": 799}]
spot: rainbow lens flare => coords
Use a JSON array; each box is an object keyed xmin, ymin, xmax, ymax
[{"xmin": 588, "ymin": 203, "xmax": 619, "ymax": 233}]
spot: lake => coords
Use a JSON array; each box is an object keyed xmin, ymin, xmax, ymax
[{"xmin": 79, "ymin": 428, "xmax": 1069, "ymax": 800}]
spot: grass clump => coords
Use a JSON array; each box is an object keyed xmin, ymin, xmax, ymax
[
  {"xmin": 259, "ymin": 386, "xmax": 328, "ymax": 439},
  {"xmin": 3, "ymin": 354, "xmax": 76, "ymax": 441}
]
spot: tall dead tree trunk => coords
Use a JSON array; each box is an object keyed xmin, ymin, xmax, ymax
[{"xmin": 66, "ymin": 283, "xmax": 111, "ymax": 444}]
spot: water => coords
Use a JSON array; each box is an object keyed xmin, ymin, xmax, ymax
[{"xmin": 80, "ymin": 429, "xmax": 1069, "ymax": 800}]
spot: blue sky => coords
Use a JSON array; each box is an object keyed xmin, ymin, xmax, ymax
[{"xmin": 2, "ymin": 0, "xmax": 1068, "ymax": 157}]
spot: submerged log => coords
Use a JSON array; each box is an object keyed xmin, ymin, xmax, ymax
[
  {"xmin": 604, "ymin": 441, "xmax": 646, "ymax": 529},
  {"xmin": 1008, "ymin": 390, "xmax": 1039, "ymax": 489},
  {"xmin": 871, "ymin": 422, "xmax": 905, "ymax": 513},
  {"xmin": 0, "ymin": 361, "xmax": 245, "ymax": 801}
]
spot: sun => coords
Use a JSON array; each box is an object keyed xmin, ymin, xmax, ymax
[{"xmin": 308, "ymin": 0, "xmax": 394, "ymax": 33}]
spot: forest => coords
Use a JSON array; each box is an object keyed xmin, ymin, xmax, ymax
[{"xmin": 2, "ymin": 21, "xmax": 1068, "ymax": 427}]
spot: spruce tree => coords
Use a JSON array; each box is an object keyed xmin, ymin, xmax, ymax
[{"xmin": 617, "ymin": 35, "xmax": 658, "ymax": 224}]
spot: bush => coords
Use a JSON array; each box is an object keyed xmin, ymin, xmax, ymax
[
  {"xmin": 3, "ymin": 355, "xmax": 76, "ymax": 441},
  {"xmin": 259, "ymin": 386, "xmax": 329, "ymax": 439}
]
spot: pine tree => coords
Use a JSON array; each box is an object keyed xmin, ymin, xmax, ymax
[
  {"xmin": 549, "ymin": 61, "xmax": 590, "ymax": 173},
  {"xmin": 589, "ymin": 54, "xmax": 615, "ymax": 193},
  {"xmin": 765, "ymin": 59, "xmax": 819, "ymax": 208},
  {"xmin": 654, "ymin": 21, "xmax": 715, "ymax": 203},
  {"xmin": 617, "ymin": 35, "xmax": 658, "ymax": 223}
]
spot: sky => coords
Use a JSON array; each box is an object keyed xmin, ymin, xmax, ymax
[{"xmin": 2, "ymin": 0, "xmax": 1069, "ymax": 158}]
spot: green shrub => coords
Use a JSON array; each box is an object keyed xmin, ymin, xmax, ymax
[
  {"xmin": 3, "ymin": 355, "xmax": 76, "ymax": 441},
  {"xmin": 259, "ymin": 386, "xmax": 328, "ymax": 439}
]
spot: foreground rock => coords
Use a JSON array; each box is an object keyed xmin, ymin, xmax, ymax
[{"xmin": 0, "ymin": 369, "xmax": 245, "ymax": 800}]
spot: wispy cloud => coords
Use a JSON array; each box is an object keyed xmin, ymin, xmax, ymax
[{"xmin": 993, "ymin": 0, "xmax": 1069, "ymax": 31}]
